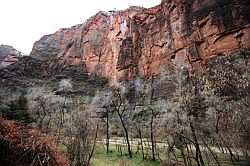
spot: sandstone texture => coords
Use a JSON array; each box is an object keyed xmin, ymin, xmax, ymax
[
  {"xmin": 30, "ymin": 0, "xmax": 250, "ymax": 82},
  {"xmin": 0, "ymin": 45, "xmax": 24, "ymax": 68}
]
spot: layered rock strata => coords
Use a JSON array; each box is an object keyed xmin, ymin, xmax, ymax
[{"xmin": 0, "ymin": 45, "xmax": 24, "ymax": 68}]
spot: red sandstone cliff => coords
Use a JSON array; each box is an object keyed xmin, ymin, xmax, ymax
[
  {"xmin": 0, "ymin": 45, "xmax": 24, "ymax": 68},
  {"xmin": 30, "ymin": 0, "xmax": 250, "ymax": 82}
]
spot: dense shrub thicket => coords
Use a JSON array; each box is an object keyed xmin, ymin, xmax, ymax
[{"xmin": 0, "ymin": 118, "xmax": 70, "ymax": 166}]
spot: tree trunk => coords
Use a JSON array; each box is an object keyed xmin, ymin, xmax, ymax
[
  {"xmin": 219, "ymin": 134, "xmax": 237, "ymax": 165},
  {"xmin": 138, "ymin": 127, "xmax": 145, "ymax": 159},
  {"xmin": 87, "ymin": 123, "xmax": 98, "ymax": 166},
  {"xmin": 106, "ymin": 111, "xmax": 109, "ymax": 153},
  {"xmin": 199, "ymin": 134, "xmax": 220, "ymax": 166},
  {"xmin": 150, "ymin": 112, "xmax": 156, "ymax": 161},
  {"xmin": 117, "ymin": 111, "xmax": 133, "ymax": 158},
  {"xmin": 190, "ymin": 121, "xmax": 205, "ymax": 166}
]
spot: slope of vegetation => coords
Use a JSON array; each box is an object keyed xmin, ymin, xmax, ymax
[{"xmin": 0, "ymin": 50, "xmax": 249, "ymax": 166}]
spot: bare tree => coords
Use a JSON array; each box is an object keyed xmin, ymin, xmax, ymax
[
  {"xmin": 132, "ymin": 76, "xmax": 165, "ymax": 161},
  {"xmin": 27, "ymin": 86, "xmax": 98, "ymax": 166},
  {"xmin": 91, "ymin": 90, "xmax": 114, "ymax": 153},
  {"xmin": 62, "ymin": 101, "xmax": 98, "ymax": 166},
  {"xmin": 92, "ymin": 83, "xmax": 133, "ymax": 158}
]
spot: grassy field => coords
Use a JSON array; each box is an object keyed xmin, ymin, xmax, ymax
[
  {"xmin": 91, "ymin": 144, "xmax": 161, "ymax": 166},
  {"xmin": 90, "ymin": 143, "xmax": 249, "ymax": 166},
  {"xmin": 59, "ymin": 137, "xmax": 249, "ymax": 166}
]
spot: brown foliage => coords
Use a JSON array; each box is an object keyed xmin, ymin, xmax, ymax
[{"xmin": 0, "ymin": 117, "xmax": 70, "ymax": 166}]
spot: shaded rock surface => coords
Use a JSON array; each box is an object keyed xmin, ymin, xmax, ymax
[
  {"xmin": 30, "ymin": 0, "xmax": 250, "ymax": 82},
  {"xmin": 0, "ymin": 54, "xmax": 107, "ymax": 98}
]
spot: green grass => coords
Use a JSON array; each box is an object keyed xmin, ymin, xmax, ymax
[
  {"xmin": 59, "ymin": 141, "xmax": 249, "ymax": 166},
  {"xmin": 216, "ymin": 152, "xmax": 249, "ymax": 166},
  {"xmin": 91, "ymin": 145, "xmax": 161, "ymax": 166}
]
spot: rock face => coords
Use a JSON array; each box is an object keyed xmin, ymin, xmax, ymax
[
  {"xmin": 31, "ymin": 0, "xmax": 250, "ymax": 82},
  {"xmin": 0, "ymin": 45, "xmax": 24, "ymax": 68}
]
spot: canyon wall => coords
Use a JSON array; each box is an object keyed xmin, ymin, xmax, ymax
[
  {"xmin": 0, "ymin": 45, "xmax": 24, "ymax": 68},
  {"xmin": 30, "ymin": 0, "xmax": 250, "ymax": 82}
]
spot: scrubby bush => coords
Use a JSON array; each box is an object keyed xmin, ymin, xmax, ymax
[{"xmin": 0, "ymin": 93, "xmax": 32, "ymax": 124}]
